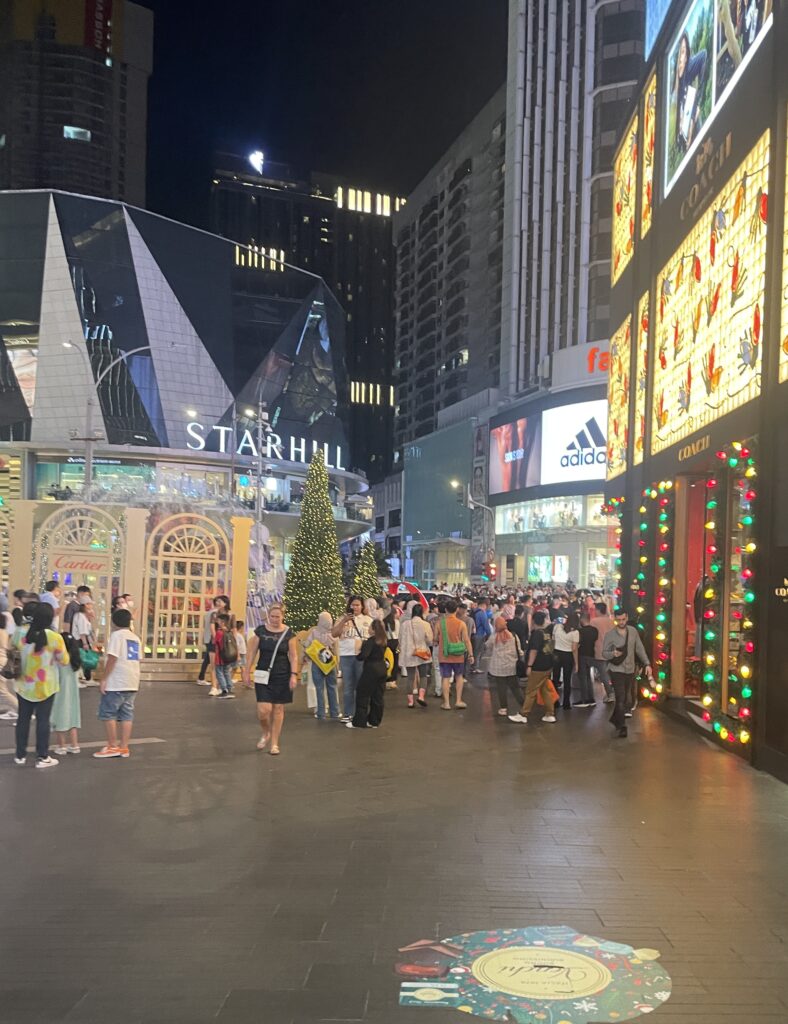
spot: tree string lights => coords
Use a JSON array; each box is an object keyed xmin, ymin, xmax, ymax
[
  {"xmin": 639, "ymin": 481, "xmax": 674, "ymax": 703},
  {"xmin": 602, "ymin": 497, "xmax": 625, "ymax": 603},
  {"xmin": 700, "ymin": 441, "xmax": 757, "ymax": 747}
]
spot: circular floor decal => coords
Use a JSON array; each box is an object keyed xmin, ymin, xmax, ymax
[{"xmin": 395, "ymin": 926, "xmax": 672, "ymax": 1022}]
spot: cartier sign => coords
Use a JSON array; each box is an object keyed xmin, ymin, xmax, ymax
[{"xmin": 52, "ymin": 555, "xmax": 107, "ymax": 572}]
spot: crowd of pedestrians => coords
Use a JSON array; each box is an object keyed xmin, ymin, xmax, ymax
[{"xmin": 1, "ymin": 578, "xmax": 652, "ymax": 766}]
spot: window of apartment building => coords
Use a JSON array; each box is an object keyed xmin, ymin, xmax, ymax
[{"xmin": 63, "ymin": 126, "xmax": 91, "ymax": 142}]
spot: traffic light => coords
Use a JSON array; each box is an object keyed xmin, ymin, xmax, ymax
[{"xmin": 484, "ymin": 560, "xmax": 497, "ymax": 582}]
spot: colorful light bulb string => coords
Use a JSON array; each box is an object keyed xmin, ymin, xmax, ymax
[
  {"xmin": 701, "ymin": 442, "xmax": 756, "ymax": 747},
  {"xmin": 603, "ymin": 496, "xmax": 625, "ymax": 601},
  {"xmin": 638, "ymin": 480, "xmax": 674, "ymax": 703}
]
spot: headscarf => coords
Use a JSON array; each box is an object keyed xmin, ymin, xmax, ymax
[
  {"xmin": 313, "ymin": 610, "xmax": 334, "ymax": 646},
  {"xmin": 494, "ymin": 616, "xmax": 513, "ymax": 644},
  {"xmin": 402, "ymin": 600, "xmax": 417, "ymax": 621},
  {"xmin": 365, "ymin": 598, "xmax": 384, "ymax": 621}
]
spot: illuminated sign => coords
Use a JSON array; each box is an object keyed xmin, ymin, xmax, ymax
[
  {"xmin": 653, "ymin": 131, "xmax": 769, "ymax": 456},
  {"xmin": 606, "ymin": 317, "xmax": 632, "ymax": 480},
  {"xmin": 541, "ymin": 400, "xmax": 608, "ymax": 486},
  {"xmin": 185, "ymin": 421, "xmax": 345, "ymax": 470},
  {"xmin": 84, "ymin": 0, "xmax": 112, "ymax": 53},
  {"xmin": 665, "ymin": 0, "xmax": 772, "ymax": 195},
  {"xmin": 612, "ymin": 113, "xmax": 638, "ymax": 285},
  {"xmin": 248, "ymin": 151, "xmax": 265, "ymax": 175},
  {"xmin": 641, "ymin": 74, "xmax": 657, "ymax": 239},
  {"xmin": 633, "ymin": 292, "xmax": 650, "ymax": 466},
  {"xmin": 489, "ymin": 418, "xmax": 541, "ymax": 495}
]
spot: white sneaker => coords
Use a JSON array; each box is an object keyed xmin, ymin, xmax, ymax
[
  {"xmin": 625, "ymin": 711, "xmax": 633, "ymax": 718},
  {"xmin": 13, "ymin": 757, "xmax": 25, "ymax": 766},
  {"xmin": 0, "ymin": 710, "xmax": 18, "ymax": 721},
  {"xmin": 604, "ymin": 696, "xmax": 615, "ymax": 703},
  {"xmin": 196, "ymin": 679, "xmax": 211, "ymax": 686},
  {"xmin": 508, "ymin": 714, "xmax": 527, "ymax": 724},
  {"xmin": 208, "ymin": 687, "xmax": 221, "ymax": 696},
  {"xmin": 35, "ymin": 756, "xmax": 59, "ymax": 768},
  {"xmin": 66, "ymin": 746, "xmax": 81, "ymax": 754},
  {"xmin": 53, "ymin": 746, "xmax": 68, "ymax": 756},
  {"xmin": 543, "ymin": 715, "xmax": 557, "ymax": 723}
]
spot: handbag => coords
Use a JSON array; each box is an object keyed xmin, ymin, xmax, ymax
[
  {"xmin": 253, "ymin": 629, "xmax": 289, "ymax": 686},
  {"xmin": 441, "ymin": 617, "xmax": 466, "ymax": 657},
  {"xmin": 80, "ymin": 648, "xmax": 100, "ymax": 671},
  {"xmin": 305, "ymin": 638, "xmax": 336, "ymax": 675},
  {"xmin": 514, "ymin": 637, "xmax": 528, "ymax": 678}
]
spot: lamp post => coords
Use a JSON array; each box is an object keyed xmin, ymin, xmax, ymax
[{"xmin": 63, "ymin": 341, "xmax": 154, "ymax": 501}]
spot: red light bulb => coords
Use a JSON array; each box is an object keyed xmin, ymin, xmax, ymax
[
  {"xmin": 707, "ymin": 545, "xmax": 718, "ymax": 555},
  {"xmin": 707, "ymin": 479, "xmax": 718, "ymax": 488},
  {"xmin": 744, "ymin": 641, "xmax": 754, "ymax": 653},
  {"xmin": 704, "ymin": 610, "xmax": 716, "ymax": 620},
  {"xmin": 745, "ymin": 489, "xmax": 757, "ymax": 502}
]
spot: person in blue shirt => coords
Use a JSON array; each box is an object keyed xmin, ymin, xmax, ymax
[{"xmin": 472, "ymin": 599, "xmax": 492, "ymax": 674}]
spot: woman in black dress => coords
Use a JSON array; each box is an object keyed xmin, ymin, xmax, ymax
[
  {"xmin": 244, "ymin": 604, "xmax": 300, "ymax": 755},
  {"xmin": 346, "ymin": 619, "xmax": 388, "ymax": 730}
]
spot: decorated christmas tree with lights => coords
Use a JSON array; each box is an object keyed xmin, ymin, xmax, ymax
[
  {"xmin": 283, "ymin": 451, "xmax": 346, "ymax": 632},
  {"xmin": 353, "ymin": 539, "xmax": 381, "ymax": 600}
]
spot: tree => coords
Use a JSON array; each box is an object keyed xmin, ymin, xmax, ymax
[
  {"xmin": 353, "ymin": 538, "xmax": 381, "ymax": 599},
  {"xmin": 283, "ymin": 451, "xmax": 345, "ymax": 631}
]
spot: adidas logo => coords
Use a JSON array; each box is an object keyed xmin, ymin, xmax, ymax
[{"xmin": 561, "ymin": 416, "xmax": 607, "ymax": 468}]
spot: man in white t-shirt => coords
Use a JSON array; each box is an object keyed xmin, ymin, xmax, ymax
[
  {"xmin": 38, "ymin": 581, "xmax": 62, "ymax": 629},
  {"xmin": 94, "ymin": 609, "xmax": 141, "ymax": 760}
]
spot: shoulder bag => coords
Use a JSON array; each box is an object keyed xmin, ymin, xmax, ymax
[
  {"xmin": 254, "ymin": 629, "xmax": 289, "ymax": 686},
  {"xmin": 441, "ymin": 617, "xmax": 466, "ymax": 657}
]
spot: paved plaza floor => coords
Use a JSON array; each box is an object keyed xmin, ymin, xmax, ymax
[{"xmin": 1, "ymin": 673, "xmax": 788, "ymax": 1023}]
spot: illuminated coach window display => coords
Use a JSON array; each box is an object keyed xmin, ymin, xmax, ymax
[
  {"xmin": 641, "ymin": 74, "xmax": 657, "ymax": 239},
  {"xmin": 653, "ymin": 130, "xmax": 769, "ymax": 455},
  {"xmin": 612, "ymin": 113, "xmax": 639, "ymax": 286},
  {"xmin": 634, "ymin": 292, "xmax": 650, "ymax": 466},
  {"xmin": 607, "ymin": 316, "xmax": 632, "ymax": 480}
]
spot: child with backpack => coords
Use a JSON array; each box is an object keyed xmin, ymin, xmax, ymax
[{"xmin": 212, "ymin": 613, "xmax": 238, "ymax": 699}]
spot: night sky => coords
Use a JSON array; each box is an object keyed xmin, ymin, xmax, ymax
[{"xmin": 140, "ymin": 0, "xmax": 508, "ymax": 229}]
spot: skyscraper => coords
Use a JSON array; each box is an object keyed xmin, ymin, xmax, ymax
[
  {"xmin": 211, "ymin": 153, "xmax": 401, "ymax": 483},
  {"xmin": 499, "ymin": 0, "xmax": 644, "ymax": 395},
  {"xmin": 393, "ymin": 86, "xmax": 506, "ymax": 447},
  {"xmin": 0, "ymin": 0, "xmax": 153, "ymax": 207}
]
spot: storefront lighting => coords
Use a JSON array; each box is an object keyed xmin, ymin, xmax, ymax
[
  {"xmin": 703, "ymin": 711, "xmax": 712, "ymax": 722},
  {"xmin": 710, "ymin": 562, "xmax": 721, "ymax": 574},
  {"xmin": 740, "ymin": 730, "xmax": 751, "ymax": 745},
  {"xmin": 744, "ymin": 591, "xmax": 756, "ymax": 604},
  {"xmin": 742, "ymin": 686, "xmax": 753, "ymax": 699},
  {"xmin": 741, "ymin": 514, "xmax": 753, "ymax": 525},
  {"xmin": 716, "ymin": 450, "xmax": 727, "ymax": 460},
  {"xmin": 745, "ymin": 467, "xmax": 757, "ymax": 478},
  {"xmin": 740, "ymin": 664, "xmax": 752, "ymax": 679},
  {"xmin": 640, "ymin": 522, "xmax": 648, "ymax": 531},
  {"xmin": 704, "ymin": 521, "xmax": 716, "ymax": 531},
  {"xmin": 704, "ymin": 609, "xmax": 716, "ymax": 620},
  {"xmin": 655, "ymin": 683, "xmax": 663, "ymax": 694},
  {"xmin": 705, "ymin": 654, "xmax": 716, "ymax": 665},
  {"xmin": 637, "ymin": 606, "xmax": 646, "ymax": 615},
  {"xmin": 656, "ymin": 631, "xmax": 666, "ymax": 642},
  {"xmin": 704, "ymin": 587, "xmax": 716, "ymax": 600},
  {"xmin": 659, "ymin": 525, "xmax": 669, "ymax": 535},
  {"xmin": 732, "ymin": 441, "xmax": 743, "ymax": 451}
]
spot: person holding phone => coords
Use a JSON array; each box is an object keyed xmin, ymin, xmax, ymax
[{"xmin": 331, "ymin": 595, "xmax": 372, "ymax": 721}]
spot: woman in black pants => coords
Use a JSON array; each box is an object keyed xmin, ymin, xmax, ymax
[
  {"xmin": 552, "ymin": 611, "xmax": 580, "ymax": 710},
  {"xmin": 14, "ymin": 602, "xmax": 67, "ymax": 768},
  {"xmin": 347, "ymin": 620, "xmax": 388, "ymax": 729}
]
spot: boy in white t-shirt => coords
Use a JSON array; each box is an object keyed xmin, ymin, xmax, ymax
[{"xmin": 94, "ymin": 609, "xmax": 141, "ymax": 760}]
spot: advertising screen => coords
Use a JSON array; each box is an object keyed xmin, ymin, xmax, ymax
[
  {"xmin": 489, "ymin": 417, "xmax": 542, "ymax": 496},
  {"xmin": 540, "ymin": 400, "xmax": 608, "ymax": 486},
  {"xmin": 646, "ymin": 0, "xmax": 673, "ymax": 57},
  {"xmin": 665, "ymin": 0, "xmax": 772, "ymax": 193}
]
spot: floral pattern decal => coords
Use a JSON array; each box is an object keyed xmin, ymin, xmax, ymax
[
  {"xmin": 652, "ymin": 131, "xmax": 769, "ymax": 456},
  {"xmin": 641, "ymin": 74, "xmax": 656, "ymax": 239},
  {"xmin": 612, "ymin": 113, "xmax": 639, "ymax": 286},
  {"xmin": 633, "ymin": 291, "xmax": 650, "ymax": 466},
  {"xmin": 607, "ymin": 315, "xmax": 632, "ymax": 480}
]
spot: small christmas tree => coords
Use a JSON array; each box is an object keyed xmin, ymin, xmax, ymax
[
  {"xmin": 353, "ymin": 538, "xmax": 381, "ymax": 600},
  {"xmin": 283, "ymin": 451, "xmax": 346, "ymax": 631}
]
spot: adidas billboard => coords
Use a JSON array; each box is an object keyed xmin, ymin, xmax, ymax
[{"xmin": 540, "ymin": 399, "xmax": 608, "ymax": 486}]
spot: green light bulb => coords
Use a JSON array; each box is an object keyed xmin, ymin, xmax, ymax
[
  {"xmin": 744, "ymin": 591, "xmax": 755, "ymax": 604},
  {"xmin": 742, "ymin": 686, "xmax": 753, "ymax": 698}
]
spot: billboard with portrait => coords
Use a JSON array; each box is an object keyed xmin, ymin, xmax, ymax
[
  {"xmin": 665, "ymin": 0, "xmax": 772, "ymax": 194},
  {"xmin": 489, "ymin": 417, "xmax": 541, "ymax": 496}
]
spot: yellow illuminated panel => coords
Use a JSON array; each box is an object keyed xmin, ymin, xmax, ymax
[
  {"xmin": 780, "ymin": 112, "xmax": 788, "ymax": 384},
  {"xmin": 641, "ymin": 74, "xmax": 656, "ymax": 240},
  {"xmin": 633, "ymin": 291, "xmax": 650, "ymax": 466},
  {"xmin": 653, "ymin": 131, "xmax": 769, "ymax": 456},
  {"xmin": 611, "ymin": 113, "xmax": 638, "ymax": 286},
  {"xmin": 607, "ymin": 314, "xmax": 632, "ymax": 480}
]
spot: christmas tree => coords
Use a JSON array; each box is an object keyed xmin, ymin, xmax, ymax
[
  {"xmin": 283, "ymin": 451, "xmax": 346, "ymax": 632},
  {"xmin": 353, "ymin": 538, "xmax": 381, "ymax": 600}
]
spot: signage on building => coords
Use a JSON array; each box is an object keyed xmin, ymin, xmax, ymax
[
  {"xmin": 52, "ymin": 554, "xmax": 108, "ymax": 573},
  {"xmin": 677, "ymin": 434, "xmax": 711, "ymax": 461},
  {"xmin": 543, "ymin": 343, "xmax": 610, "ymax": 394},
  {"xmin": 185, "ymin": 421, "xmax": 346, "ymax": 470},
  {"xmin": 664, "ymin": 0, "xmax": 771, "ymax": 196},
  {"xmin": 84, "ymin": 0, "xmax": 112, "ymax": 54},
  {"xmin": 540, "ymin": 400, "xmax": 608, "ymax": 486}
]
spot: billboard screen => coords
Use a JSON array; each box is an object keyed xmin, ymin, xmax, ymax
[
  {"xmin": 541, "ymin": 400, "xmax": 608, "ymax": 486},
  {"xmin": 489, "ymin": 416, "xmax": 542, "ymax": 496},
  {"xmin": 665, "ymin": 0, "xmax": 772, "ymax": 194},
  {"xmin": 646, "ymin": 0, "xmax": 673, "ymax": 57}
]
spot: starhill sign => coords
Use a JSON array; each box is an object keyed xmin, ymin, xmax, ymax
[{"xmin": 185, "ymin": 421, "xmax": 346, "ymax": 470}]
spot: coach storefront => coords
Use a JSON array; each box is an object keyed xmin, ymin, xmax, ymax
[
  {"xmin": 489, "ymin": 382, "xmax": 617, "ymax": 589},
  {"xmin": 607, "ymin": 0, "xmax": 788, "ymax": 779},
  {"xmin": 0, "ymin": 191, "xmax": 370, "ymax": 675}
]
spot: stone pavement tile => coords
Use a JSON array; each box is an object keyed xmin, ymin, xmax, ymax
[{"xmin": 0, "ymin": 989, "xmax": 87, "ymax": 1023}]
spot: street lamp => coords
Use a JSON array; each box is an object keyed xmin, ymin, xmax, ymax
[{"xmin": 63, "ymin": 340, "xmax": 155, "ymax": 501}]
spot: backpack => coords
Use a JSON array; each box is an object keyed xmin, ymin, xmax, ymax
[
  {"xmin": 1, "ymin": 646, "xmax": 21, "ymax": 681},
  {"xmin": 221, "ymin": 629, "xmax": 238, "ymax": 664}
]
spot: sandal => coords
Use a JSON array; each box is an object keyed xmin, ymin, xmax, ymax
[
  {"xmin": 455, "ymin": 702, "xmax": 467, "ymax": 710},
  {"xmin": 441, "ymin": 704, "xmax": 451, "ymax": 711},
  {"xmin": 256, "ymin": 734, "xmax": 269, "ymax": 750},
  {"xmin": 270, "ymin": 746, "xmax": 280, "ymax": 756}
]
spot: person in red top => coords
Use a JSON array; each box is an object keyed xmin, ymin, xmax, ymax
[
  {"xmin": 212, "ymin": 613, "xmax": 237, "ymax": 699},
  {"xmin": 433, "ymin": 600, "xmax": 474, "ymax": 711}
]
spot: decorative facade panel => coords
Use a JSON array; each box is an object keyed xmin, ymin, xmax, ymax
[
  {"xmin": 607, "ymin": 315, "xmax": 632, "ymax": 480},
  {"xmin": 611, "ymin": 114, "xmax": 639, "ymax": 286}
]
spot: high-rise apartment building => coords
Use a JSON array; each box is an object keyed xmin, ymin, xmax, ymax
[
  {"xmin": 499, "ymin": 0, "xmax": 644, "ymax": 396},
  {"xmin": 393, "ymin": 86, "xmax": 506, "ymax": 447},
  {"xmin": 211, "ymin": 153, "xmax": 401, "ymax": 483},
  {"xmin": 0, "ymin": 0, "xmax": 153, "ymax": 207}
]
